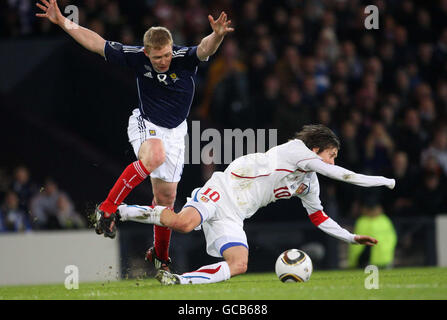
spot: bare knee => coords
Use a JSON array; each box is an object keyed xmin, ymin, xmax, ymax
[
  {"xmin": 138, "ymin": 140, "xmax": 165, "ymax": 172},
  {"xmin": 223, "ymin": 246, "xmax": 249, "ymax": 277},
  {"xmin": 153, "ymin": 190, "xmax": 176, "ymax": 207},
  {"xmin": 139, "ymin": 152, "xmax": 165, "ymax": 172},
  {"xmin": 228, "ymin": 260, "xmax": 248, "ymax": 276}
]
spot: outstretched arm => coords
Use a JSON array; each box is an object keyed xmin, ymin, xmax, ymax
[
  {"xmin": 196, "ymin": 11, "xmax": 234, "ymax": 61},
  {"xmin": 36, "ymin": 0, "xmax": 106, "ymax": 57},
  {"xmin": 301, "ymin": 177, "xmax": 378, "ymax": 246},
  {"xmin": 304, "ymin": 159, "xmax": 395, "ymax": 189},
  {"xmin": 309, "ymin": 211, "xmax": 377, "ymax": 246}
]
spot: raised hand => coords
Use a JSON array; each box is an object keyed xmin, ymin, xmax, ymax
[
  {"xmin": 354, "ymin": 235, "xmax": 378, "ymax": 246},
  {"xmin": 208, "ymin": 12, "xmax": 234, "ymax": 37},
  {"xmin": 36, "ymin": 0, "xmax": 63, "ymax": 25}
]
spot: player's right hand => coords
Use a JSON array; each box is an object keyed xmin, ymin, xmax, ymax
[{"xmin": 36, "ymin": 0, "xmax": 62, "ymax": 25}]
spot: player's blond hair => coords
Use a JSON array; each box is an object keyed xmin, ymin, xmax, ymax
[{"xmin": 143, "ymin": 26, "xmax": 173, "ymax": 51}]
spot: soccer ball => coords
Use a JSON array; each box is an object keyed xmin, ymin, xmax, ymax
[{"xmin": 275, "ymin": 249, "xmax": 313, "ymax": 283}]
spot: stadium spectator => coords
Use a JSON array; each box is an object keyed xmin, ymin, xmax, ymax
[
  {"xmin": 348, "ymin": 195, "xmax": 397, "ymax": 269},
  {"xmin": 55, "ymin": 193, "xmax": 86, "ymax": 229},
  {"xmin": 183, "ymin": 0, "xmax": 209, "ymax": 40},
  {"xmin": 414, "ymin": 171, "xmax": 447, "ymax": 216},
  {"xmin": 198, "ymin": 38, "xmax": 248, "ymax": 126},
  {"xmin": 274, "ymin": 45, "xmax": 302, "ymax": 85},
  {"xmin": 421, "ymin": 127, "xmax": 447, "ymax": 175},
  {"xmin": 29, "ymin": 178, "xmax": 74, "ymax": 230},
  {"xmin": 0, "ymin": 190, "xmax": 31, "ymax": 232},
  {"xmin": 9, "ymin": 165, "xmax": 38, "ymax": 214},
  {"xmin": 394, "ymin": 108, "xmax": 429, "ymax": 170},
  {"xmin": 337, "ymin": 120, "xmax": 361, "ymax": 171},
  {"xmin": 274, "ymin": 84, "xmax": 312, "ymax": 144},
  {"xmin": 250, "ymin": 74, "xmax": 281, "ymax": 129},
  {"xmin": 383, "ymin": 151, "xmax": 418, "ymax": 216},
  {"xmin": 435, "ymin": 80, "xmax": 447, "ymax": 118},
  {"xmin": 364, "ymin": 122, "xmax": 394, "ymax": 173}
]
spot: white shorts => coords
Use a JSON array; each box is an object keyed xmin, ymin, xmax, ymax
[
  {"xmin": 183, "ymin": 172, "xmax": 249, "ymax": 258},
  {"xmin": 127, "ymin": 108, "xmax": 187, "ymax": 183}
]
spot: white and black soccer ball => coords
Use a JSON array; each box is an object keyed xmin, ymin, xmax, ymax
[{"xmin": 275, "ymin": 249, "xmax": 313, "ymax": 283}]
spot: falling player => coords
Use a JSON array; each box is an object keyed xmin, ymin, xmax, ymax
[
  {"xmin": 35, "ymin": 0, "xmax": 234, "ymax": 271},
  {"xmin": 118, "ymin": 124, "xmax": 396, "ymax": 285}
]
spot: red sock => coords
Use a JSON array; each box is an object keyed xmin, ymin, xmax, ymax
[
  {"xmin": 100, "ymin": 160, "xmax": 150, "ymax": 216},
  {"xmin": 153, "ymin": 199, "xmax": 172, "ymax": 261}
]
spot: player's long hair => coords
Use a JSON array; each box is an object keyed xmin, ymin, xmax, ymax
[{"xmin": 294, "ymin": 124, "xmax": 340, "ymax": 152}]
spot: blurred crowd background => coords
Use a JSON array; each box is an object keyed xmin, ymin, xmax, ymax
[{"xmin": 1, "ymin": 0, "xmax": 447, "ymax": 236}]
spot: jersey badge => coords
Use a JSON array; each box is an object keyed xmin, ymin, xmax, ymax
[
  {"xmin": 149, "ymin": 130, "xmax": 156, "ymax": 136},
  {"xmin": 170, "ymin": 73, "xmax": 179, "ymax": 83},
  {"xmin": 295, "ymin": 183, "xmax": 309, "ymax": 195}
]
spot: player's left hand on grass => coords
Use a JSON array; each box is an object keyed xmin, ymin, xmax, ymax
[
  {"xmin": 354, "ymin": 235, "xmax": 378, "ymax": 246},
  {"xmin": 208, "ymin": 11, "xmax": 234, "ymax": 37}
]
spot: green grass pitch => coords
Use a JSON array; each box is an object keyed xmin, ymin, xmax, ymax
[{"xmin": 1, "ymin": 267, "xmax": 446, "ymax": 300}]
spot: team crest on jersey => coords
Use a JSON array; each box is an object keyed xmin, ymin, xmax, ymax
[
  {"xmin": 295, "ymin": 183, "xmax": 309, "ymax": 195},
  {"xmin": 170, "ymin": 73, "xmax": 179, "ymax": 83},
  {"xmin": 149, "ymin": 130, "xmax": 156, "ymax": 136}
]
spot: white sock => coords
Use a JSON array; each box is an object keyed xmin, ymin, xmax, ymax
[
  {"xmin": 118, "ymin": 204, "xmax": 165, "ymax": 226},
  {"xmin": 177, "ymin": 261, "xmax": 231, "ymax": 285}
]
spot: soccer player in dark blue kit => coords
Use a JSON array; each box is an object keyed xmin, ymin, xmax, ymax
[{"xmin": 36, "ymin": 0, "xmax": 234, "ymax": 271}]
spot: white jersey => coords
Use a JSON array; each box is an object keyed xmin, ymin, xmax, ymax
[{"xmin": 223, "ymin": 139, "xmax": 323, "ymax": 219}]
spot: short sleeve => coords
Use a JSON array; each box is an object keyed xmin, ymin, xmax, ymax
[
  {"xmin": 172, "ymin": 45, "xmax": 203, "ymax": 70},
  {"xmin": 104, "ymin": 41, "xmax": 143, "ymax": 69}
]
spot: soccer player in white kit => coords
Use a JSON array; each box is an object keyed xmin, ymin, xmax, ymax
[{"xmin": 118, "ymin": 125, "xmax": 396, "ymax": 285}]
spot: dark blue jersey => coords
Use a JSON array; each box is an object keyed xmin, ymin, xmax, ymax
[{"xmin": 104, "ymin": 41, "xmax": 202, "ymax": 128}]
